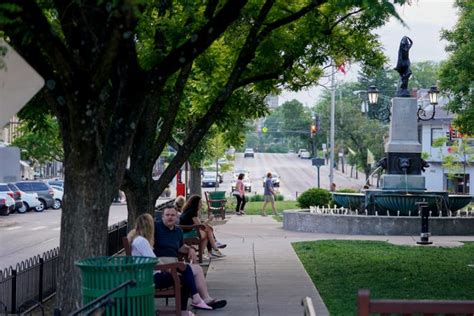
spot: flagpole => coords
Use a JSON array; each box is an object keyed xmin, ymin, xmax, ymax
[{"xmin": 329, "ymin": 62, "xmax": 335, "ymax": 191}]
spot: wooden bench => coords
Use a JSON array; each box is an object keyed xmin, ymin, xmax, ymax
[
  {"xmin": 122, "ymin": 237, "xmax": 184, "ymax": 316},
  {"xmin": 358, "ymin": 289, "xmax": 474, "ymax": 315},
  {"xmin": 204, "ymin": 191, "xmax": 227, "ymax": 219}
]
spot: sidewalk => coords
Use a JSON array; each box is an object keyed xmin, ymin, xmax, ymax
[
  {"xmin": 198, "ymin": 215, "xmax": 329, "ymax": 316},
  {"xmin": 197, "ymin": 215, "xmax": 474, "ymax": 316}
]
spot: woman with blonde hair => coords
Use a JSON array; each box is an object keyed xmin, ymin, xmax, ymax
[{"xmin": 129, "ymin": 213, "xmax": 212, "ymax": 315}]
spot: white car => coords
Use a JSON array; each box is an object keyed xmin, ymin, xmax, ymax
[
  {"xmin": 0, "ymin": 192, "xmax": 15, "ymax": 215},
  {"xmin": 51, "ymin": 185, "xmax": 63, "ymax": 209},
  {"xmin": 232, "ymin": 169, "xmax": 250, "ymax": 180},
  {"xmin": 18, "ymin": 191, "xmax": 41, "ymax": 213},
  {"xmin": 300, "ymin": 150, "xmax": 311, "ymax": 159},
  {"xmin": 231, "ymin": 178, "xmax": 252, "ymax": 192}
]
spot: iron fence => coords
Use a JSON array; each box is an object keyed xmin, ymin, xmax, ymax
[{"xmin": 0, "ymin": 221, "xmax": 128, "ymax": 314}]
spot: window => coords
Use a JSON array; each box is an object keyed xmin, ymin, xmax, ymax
[{"xmin": 431, "ymin": 128, "xmax": 444, "ymax": 146}]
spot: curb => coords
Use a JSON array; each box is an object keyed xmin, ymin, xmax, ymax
[{"xmin": 0, "ymin": 219, "xmax": 17, "ymax": 228}]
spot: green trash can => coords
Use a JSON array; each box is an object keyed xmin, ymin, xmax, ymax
[
  {"xmin": 208, "ymin": 191, "xmax": 227, "ymax": 218},
  {"xmin": 75, "ymin": 256, "xmax": 158, "ymax": 316}
]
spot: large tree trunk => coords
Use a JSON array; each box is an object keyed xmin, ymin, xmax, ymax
[
  {"xmin": 189, "ymin": 165, "xmax": 202, "ymax": 196},
  {"xmin": 56, "ymin": 151, "xmax": 125, "ymax": 312}
]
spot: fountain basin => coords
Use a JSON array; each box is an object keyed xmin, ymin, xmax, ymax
[
  {"xmin": 332, "ymin": 193, "xmax": 365, "ymax": 210},
  {"xmin": 449, "ymin": 195, "xmax": 473, "ymax": 212},
  {"xmin": 374, "ymin": 193, "xmax": 444, "ymax": 216},
  {"xmin": 283, "ymin": 209, "xmax": 474, "ymax": 235}
]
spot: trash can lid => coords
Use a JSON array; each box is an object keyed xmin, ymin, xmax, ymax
[{"xmin": 75, "ymin": 256, "xmax": 159, "ymax": 270}]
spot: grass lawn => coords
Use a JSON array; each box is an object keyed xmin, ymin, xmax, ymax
[
  {"xmin": 293, "ymin": 240, "xmax": 474, "ymax": 315},
  {"xmin": 226, "ymin": 199, "xmax": 299, "ymax": 215}
]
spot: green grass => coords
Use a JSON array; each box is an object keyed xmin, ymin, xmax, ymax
[
  {"xmin": 293, "ymin": 240, "xmax": 474, "ymax": 315},
  {"xmin": 226, "ymin": 199, "xmax": 299, "ymax": 215}
]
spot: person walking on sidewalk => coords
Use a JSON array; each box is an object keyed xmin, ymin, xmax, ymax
[
  {"xmin": 262, "ymin": 172, "xmax": 277, "ymax": 216},
  {"xmin": 234, "ymin": 173, "xmax": 246, "ymax": 215}
]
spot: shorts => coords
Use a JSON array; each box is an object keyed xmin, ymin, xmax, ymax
[
  {"xmin": 183, "ymin": 229, "xmax": 199, "ymax": 239},
  {"xmin": 264, "ymin": 195, "xmax": 275, "ymax": 203}
]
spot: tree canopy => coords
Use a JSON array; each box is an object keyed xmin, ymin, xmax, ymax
[
  {"xmin": 439, "ymin": 0, "xmax": 474, "ymax": 135},
  {"xmin": 1, "ymin": 0, "xmax": 410, "ymax": 311}
]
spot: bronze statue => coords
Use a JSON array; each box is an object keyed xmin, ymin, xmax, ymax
[{"xmin": 394, "ymin": 36, "xmax": 413, "ymax": 97}]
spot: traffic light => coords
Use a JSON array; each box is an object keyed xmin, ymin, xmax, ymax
[{"xmin": 311, "ymin": 124, "xmax": 317, "ymax": 137}]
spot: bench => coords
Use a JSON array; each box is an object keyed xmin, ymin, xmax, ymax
[
  {"xmin": 204, "ymin": 191, "xmax": 227, "ymax": 219},
  {"xmin": 357, "ymin": 289, "xmax": 474, "ymax": 315}
]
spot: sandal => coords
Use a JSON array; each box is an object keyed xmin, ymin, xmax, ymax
[
  {"xmin": 191, "ymin": 300, "xmax": 213, "ymax": 310},
  {"xmin": 207, "ymin": 299, "xmax": 227, "ymax": 309}
]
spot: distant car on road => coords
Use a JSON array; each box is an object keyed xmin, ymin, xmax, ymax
[
  {"xmin": 203, "ymin": 170, "xmax": 223, "ymax": 183},
  {"xmin": 231, "ymin": 178, "xmax": 252, "ymax": 192},
  {"xmin": 262, "ymin": 172, "xmax": 280, "ymax": 187},
  {"xmin": 244, "ymin": 148, "xmax": 255, "ymax": 158},
  {"xmin": 232, "ymin": 169, "xmax": 250, "ymax": 180},
  {"xmin": 202, "ymin": 174, "xmax": 219, "ymax": 188},
  {"xmin": 300, "ymin": 150, "xmax": 311, "ymax": 159}
]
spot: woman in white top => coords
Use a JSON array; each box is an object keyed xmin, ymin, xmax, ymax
[{"xmin": 128, "ymin": 213, "xmax": 212, "ymax": 315}]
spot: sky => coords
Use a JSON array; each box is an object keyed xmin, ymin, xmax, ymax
[{"xmin": 279, "ymin": 0, "xmax": 458, "ymax": 107}]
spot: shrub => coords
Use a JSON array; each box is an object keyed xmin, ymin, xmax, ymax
[
  {"xmin": 275, "ymin": 194, "xmax": 284, "ymax": 201},
  {"xmin": 297, "ymin": 188, "xmax": 332, "ymax": 208},
  {"xmin": 250, "ymin": 194, "xmax": 263, "ymax": 202},
  {"xmin": 336, "ymin": 188, "xmax": 357, "ymax": 193}
]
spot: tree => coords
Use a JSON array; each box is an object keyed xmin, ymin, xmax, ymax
[
  {"xmin": 12, "ymin": 114, "xmax": 63, "ymax": 164},
  {"xmin": 1, "ymin": 0, "xmax": 409, "ymax": 311},
  {"xmin": 439, "ymin": 0, "xmax": 474, "ymax": 135}
]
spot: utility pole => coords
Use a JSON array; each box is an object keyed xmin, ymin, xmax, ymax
[{"xmin": 329, "ymin": 63, "xmax": 336, "ymax": 191}]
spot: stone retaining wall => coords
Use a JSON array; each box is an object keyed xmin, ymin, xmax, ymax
[{"xmin": 283, "ymin": 210, "xmax": 474, "ymax": 235}]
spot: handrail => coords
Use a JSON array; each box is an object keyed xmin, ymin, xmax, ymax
[{"xmin": 69, "ymin": 279, "xmax": 136, "ymax": 316}]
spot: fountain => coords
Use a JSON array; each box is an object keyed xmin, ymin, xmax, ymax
[{"xmin": 284, "ymin": 37, "xmax": 473, "ymax": 236}]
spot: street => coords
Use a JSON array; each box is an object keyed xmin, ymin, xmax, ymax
[
  {"xmin": 204, "ymin": 152, "xmax": 366, "ymax": 200},
  {"xmin": 0, "ymin": 153, "xmax": 365, "ymax": 269}
]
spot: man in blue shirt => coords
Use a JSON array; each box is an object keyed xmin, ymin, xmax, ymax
[
  {"xmin": 153, "ymin": 207, "xmax": 227, "ymax": 310},
  {"xmin": 262, "ymin": 172, "xmax": 277, "ymax": 216}
]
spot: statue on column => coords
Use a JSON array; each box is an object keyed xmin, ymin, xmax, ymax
[{"xmin": 394, "ymin": 36, "xmax": 413, "ymax": 97}]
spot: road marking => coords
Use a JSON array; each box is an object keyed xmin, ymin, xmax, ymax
[
  {"xmin": 52, "ymin": 227, "xmax": 61, "ymax": 231},
  {"xmin": 31, "ymin": 226, "xmax": 47, "ymax": 231},
  {"xmin": 5, "ymin": 226, "xmax": 22, "ymax": 231}
]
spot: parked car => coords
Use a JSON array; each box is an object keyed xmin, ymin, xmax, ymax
[
  {"xmin": 231, "ymin": 178, "xmax": 252, "ymax": 192},
  {"xmin": 15, "ymin": 181, "xmax": 55, "ymax": 212},
  {"xmin": 262, "ymin": 172, "xmax": 280, "ymax": 187},
  {"xmin": 50, "ymin": 185, "xmax": 63, "ymax": 209},
  {"xmin": 297, "ymin": 149, "xmax": 306, "ymax": 157},
  {"xmin": 18, "ymin": 191, "xmax": 41, "ymax": 213},
  {"xmin": 0, "ymin": 183, "xmax": 22, "ymax": 213},
  {"xmin": 47, "ymin": 179, "xmax": 64, "ymax": 188},
  {"xmin": 203, "ymin": 169, "xmax": 223, "ymax": 183},
  {"xmin": 201, "ymin": 174, "xmax": 219, "ymax": 188},
  {"xmin": 0, "ymin": 192, "xmax": 15, "ymax": 215},
  {"xmin": 244, "ymin": 148, "xmax": 255, "ymax": 158},
  {"xmin": 300, "ymin": 150, "xmax": 311, "ymax": 159}
]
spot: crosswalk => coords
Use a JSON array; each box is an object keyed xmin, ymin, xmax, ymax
[{"xmin": 5, "ymin": 225, "xmax": 60, "ymax": 231}]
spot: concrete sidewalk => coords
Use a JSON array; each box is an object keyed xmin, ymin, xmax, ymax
[
  {"xmin": 198, "ymin": 215, "xmax": 328, "ymax": 316},
  {"xmin": 197, "ymin": 215, "xmax": 474, "ymax": 316}
]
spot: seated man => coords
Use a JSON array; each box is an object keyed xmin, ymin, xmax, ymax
[{"xmin": 154, "ymin": 207, "xmax": 227, "ymax": 310}]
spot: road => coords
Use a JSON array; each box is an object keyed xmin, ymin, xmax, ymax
[
  {"xmin": 1, "ymin": 153, "xmax": 364, "ymax": 269},
  {"xmin": 0, "ymin": 204, "xmax": 128, "ymax": 269},
  {"xmin": 204, "ymin": 152, "xmax": 365, "ymax": 200}
]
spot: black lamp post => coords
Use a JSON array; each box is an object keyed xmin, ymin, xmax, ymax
[
  {"xmin": 417, "ymin": 84, "xmax": 440, "ymax": 121},
  {"xmin": 365, "ymin": 85, "xmax": 391, "ymax": 122}
]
